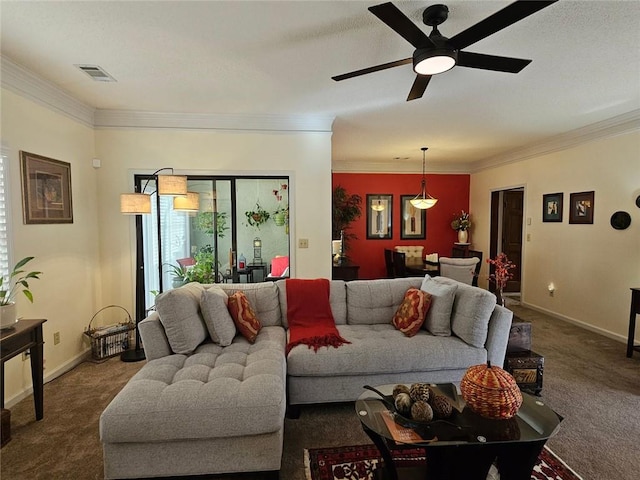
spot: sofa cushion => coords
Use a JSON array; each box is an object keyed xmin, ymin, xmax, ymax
[
  {"xmin": 346, "ymin": 278, "xmax": 423, "ymax": 325},
  {"xmin": 434, "ymin": 277, "xmax": 496, "ymax": 348},
  {"xmin": 286, "ymin": 324, "xmax": 486, "ymax": 377},
  {"xmin": 228, "ymin": 291, "xmax": 261, "ymax": 343},
  {"xmin": 201, "ymin": 286, "xmax": 236, "ymax": 346},
  {"xmin": 217, "ymin": 282, "xmax": 281, "ymax": 327},
  {"xmin": 100, "ymin": 326, "xmax": 287, "ymax": 443},
  {"xmin": 420, "ymin": 276, "xmax": 457, "ymax": 336},
  {"xmin": 155, "ymin": 283, "xmax": 208, "ymax": 354},
  {"xmin": 392, "ymin": 288, "xmax": 431, "ymax": 337}
]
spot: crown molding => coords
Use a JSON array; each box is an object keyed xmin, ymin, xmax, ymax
[
  {"xmin": 1, "ymin": 56, "xmax": 95, "ymax": 127},
  {"xmin": 93, "ymin": 110, "xmax": 334, "ymax": 133},
  {"xmin": 471, "ymin": 109, "xmax": 640, "ymax": 172},
  {"xmin": 332, "ymin": 159, "xmax": 473, "ymax": 174}
]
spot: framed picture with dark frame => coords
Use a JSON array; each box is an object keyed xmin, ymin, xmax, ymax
[
  {"xmin": 20, "ymin": 151, "xmax": 73, "ymax": 224},
  {"xmin": 542, "ymin": 193, "xmax": 563, "ymax": 222},
  {"xmin": 569, "ymin": 191, "xmax": 595, "ymax": 224},
  {"xmin": 366, "ymin": 194, "xmax": 392, "ymax": 239},
  {"xmin": 400, "ymin": 195, "xmax": 426, "ymax": 239}
]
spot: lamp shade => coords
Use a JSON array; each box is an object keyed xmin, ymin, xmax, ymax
[
  {"xmin": 157, "ymin": 175, "xmax": 187, "ymax": 196},
  {"xmin": 120, "ymin": 193, "xmax": 151, "ymax": 214},
  {"xmin": 410, "ymin": 196, "xmax": 438, "ymax": 209},
  {"xmin": 173, "ymin": 192, "xmax": 199, "ymax": 212}
]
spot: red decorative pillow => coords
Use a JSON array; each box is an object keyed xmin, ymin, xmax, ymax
[
  {"xmin": 227, "ymin": 291, "xmax": 261, "ymax": 343},
  {"xmin": 392, "ymin": 288, "xmax": 432, "ymax": 337}
]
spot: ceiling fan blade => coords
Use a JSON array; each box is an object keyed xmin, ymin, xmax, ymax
[
  {"xmin": 448, "ymin": 0, "xmax": 558, "ymax": 50},
  {"xmin": 407, "ymin": 75, "xmax": 432, "ymax": 101},
  {"xmin": 332, "ymin": 58, "xmax": 412, "ymax": 81},
  {"xmin": 369, "ymin": 2, "xmax": 435, "ymax": 49},
  {"xmin": 457, "ymin": 51, "xmax": 532, "ymax": 73}
]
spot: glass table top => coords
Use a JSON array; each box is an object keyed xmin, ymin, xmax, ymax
[{"xmin": 355, "ymin": 383, "xmax": 561, "ymax": 447}]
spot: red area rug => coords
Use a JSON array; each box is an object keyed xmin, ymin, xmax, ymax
[{"xmin": 304, "ymin": 444, "xmax": 583, "ymax": 480}]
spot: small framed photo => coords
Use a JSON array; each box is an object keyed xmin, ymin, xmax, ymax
[
  {"xmin": 366, "ymin": 194, "xmax": 392, "ymax": 239},
  {"xmin": 20, "ymin": 151, "xmax": 73, "ymax": 224},
  {"xmin": 400, "ymin": 195, "xmax": 426, "ymax": 239},
  {"xmin": 569, "ymin": 191, "xmax": 594, "ymax": 224},
  {"xmin": 542, "ymin": 193, "xmax": 563, "ymax": 222}
]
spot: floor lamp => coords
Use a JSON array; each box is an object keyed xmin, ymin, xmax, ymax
[{"xmin": 119, "ymin": 168, "xmax": 191, "ymax": 362}]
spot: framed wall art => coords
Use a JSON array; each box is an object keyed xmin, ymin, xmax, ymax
[
  {"xmin": 400, "ymin": 195, "xmax": 426, "ymax": 239},
  {"xmin": 20, "ymin": 151, "xmax": 73, "ymax": 224},
  {"xmin": 542, "ymin": 192, "xmax": 563, "ymax": 222},
  {"xmin": 366, "ymin": 194, "xmax": 392, "ymax": 239},
  {"xmin": 569, "ymin": 191, "xmax": 594, "ymax": 225}
]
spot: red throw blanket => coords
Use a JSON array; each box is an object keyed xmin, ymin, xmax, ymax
[{"xmin": 286, "ymin": 278, "xmax": 350, "ymax": 354}]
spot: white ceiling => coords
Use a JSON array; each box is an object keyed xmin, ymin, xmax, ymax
[{"xmin": 1, "ymin": 1, "xmax": 639, "ymax": 172}]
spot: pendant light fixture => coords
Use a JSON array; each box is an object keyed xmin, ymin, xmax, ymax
[
  {"xmin": 120, "ymin": 168, "xmax": 191, "ymax": 215},
  {"xmin": 410, "ymin": 147, "xmax": 438, "ymax": 210}
]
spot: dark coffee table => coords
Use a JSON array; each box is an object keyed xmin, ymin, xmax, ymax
[{"xmin": 356, "ymin": 383, "xmax": 561, "ymax": 480}]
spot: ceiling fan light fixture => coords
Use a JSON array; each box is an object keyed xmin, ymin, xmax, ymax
[{"xmin": 413, "ymin": 48, "xmax": 457, "ymax": 75}]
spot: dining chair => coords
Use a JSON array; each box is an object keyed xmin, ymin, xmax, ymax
[
  {"xmin": 439, "ymin": 257, "xmax": 480, "ymax": 285},
  {"xmin": 384, "ymin": 249, "xmax": 395, "ymax": 278}
]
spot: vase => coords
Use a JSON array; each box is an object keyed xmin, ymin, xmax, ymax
[
  {"xmin": 495, "ymin": 288, "xmax": 505, "ymax": 307},
  {"xmin": 0, "ymin": 302, "xmax": 18, "ymax": 330},
  {"xmin": 273, "ymin": 212, "xmax": 285, "ymax": 226},
  {"xmin": 457, "ymin": 229, "xmax": 468, "ymax": 243}
]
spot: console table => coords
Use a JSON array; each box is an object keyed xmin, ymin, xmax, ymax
[
  {"xmin": 1, "ymin": 319, "xmax": 47, "ymax": 420},
  {"xmin": 627, "ymin": 288, "xmax": 640, "ymax": 358},
  {"xmin": 332, "ymin": 261, "xmax": 360, "ymax": 281}
]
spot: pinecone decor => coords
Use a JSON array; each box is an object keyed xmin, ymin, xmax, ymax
[
  {"xmin": 394, "ymin": 392, "xmax": 412, "ymax": 415},
  {"xmin": 411, "ymin": 400, "xmax": 434, "ymax": 422},
  {"xmin": 409, "ymin": 383, "xmax": 431, "ymax": 403},
  {"xmin": 430, "ymin": 395, "xmax": 453, "ymax": 419},
  {"xmin": 392, "ymin": 384, "xmax": 410, "ymax": 399}
]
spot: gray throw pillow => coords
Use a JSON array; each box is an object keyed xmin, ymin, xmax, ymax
[
  {"xmin": 200, "ymin": 286, "xmax": 237, "ymax": 346},
  {"xmin": 434, "ymin": 277, "xmax": 496, "ymax": 348},
  {"xmin": 155, "ymin": 283, "xmax": 207, "ymax": 354},
  {"xmin": 420, "ymin": 276, "xmax": 457, "ymax": 336}
]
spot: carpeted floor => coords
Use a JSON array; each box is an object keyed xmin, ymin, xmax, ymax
[{"xmin": 1, "ymin": 301, "xmax": 639, "ymax": 479}]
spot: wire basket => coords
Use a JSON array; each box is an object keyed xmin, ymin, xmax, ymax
[
  {"xmin": 84, "ymin": 305, "xmax": 135, "ymax": 361},
  {"xmin": 460, "ymin": 361, "xmax": 523, "ymax": 419}
]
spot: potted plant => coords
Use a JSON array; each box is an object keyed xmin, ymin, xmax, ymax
[
  {"xmin": 245, "ymin": 202, "xmax": 270, "ymax": 229},
  {"xmin": 272, "ymin": 184, "xmax": 288, "ymax": 226},
  {"xmin": 487, "ymin": 252, "xmax": 516, "ymax": 306},
  {"xmin": 194, "ymin": 211, "xmax": 229, "ymax": 238},
  {"xmin": 332, "ymin": 186, "xmax": 362, "ymax": 253},
  {"xmin": 184, "ymin": 245, "xmax": 218, "ymax": 284},
  {"xmin": 451, "ymin": 210, "xmax": 471, "ymax": 243},
  {"xmin": 0, "ymin": 256, "xmax": 42, "ymax": 329},
  {"xmin": 164, "ymin": 263, "xmax": 189, "ymax": 289}
]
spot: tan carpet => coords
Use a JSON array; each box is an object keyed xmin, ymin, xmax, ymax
[{"xmin": 1, "ymin": 303, "xmax": 639, "ymax": 479}]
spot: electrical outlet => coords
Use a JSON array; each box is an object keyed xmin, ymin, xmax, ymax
[
  {"xmin": 22, "ymin": 351, "xmax": 30, "ymax": 361},
  {"xmin": 298, "ymin": 238, "xmax": 309, "ymax": 248},
  {"xmin": 53, "ymin": 331, "xmax": 61, "ymax": 345}
]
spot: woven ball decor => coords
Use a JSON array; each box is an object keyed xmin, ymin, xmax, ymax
[{"xmin": 460, "ymin": 361, "xmax": 523, "ymax": 419}]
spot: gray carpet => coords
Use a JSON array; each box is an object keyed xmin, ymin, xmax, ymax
[{"xmin": 1, "ymin": 302, "xmax": 638, "ymax": 480}]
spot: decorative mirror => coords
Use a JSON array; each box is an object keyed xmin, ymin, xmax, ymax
[{"xmin": 610, "ymin": 211, "xmax": 631, "ymax": 230}]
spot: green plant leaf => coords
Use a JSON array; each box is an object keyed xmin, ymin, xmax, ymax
[{"xmin": 23, "ymin": 290, "xmax": 34, "ymax": 303}]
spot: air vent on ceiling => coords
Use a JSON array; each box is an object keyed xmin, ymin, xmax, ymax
[{"xmin": 75, "ymin": 64, "xmax": 117, "ymax": 82}]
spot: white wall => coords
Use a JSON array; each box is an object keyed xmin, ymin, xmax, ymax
[
  {"xmin": 94, "ymin": 128, "xmax": 332, "ymax": 316},
  {"xmin": 1, "ymin": 89, "xmax": 100, "ymax": 402},
  {"xmin": 471, "ymin": 131, "xmax": 640, "ymax": 340}
]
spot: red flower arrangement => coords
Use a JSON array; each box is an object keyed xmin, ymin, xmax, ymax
[{"xmin": 486, "ymin": 252, "xmax": 516, "ymax": 290}]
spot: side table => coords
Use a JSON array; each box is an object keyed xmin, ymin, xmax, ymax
[
  {"xmin": 1, "ymin": 319, "xmax": 47, "ymax": 423},
  {"xmin": 626, "ymin": 288, "xmax": 640, "ymax": 358},
  {"xmin": 504, "ymin": 350, "xmax": 544, "ymax": 396}
]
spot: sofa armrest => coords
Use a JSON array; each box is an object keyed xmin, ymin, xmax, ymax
[
  {"xmin": 138, "ymin": 311, "xmax": 172, "ymax": 360},
  {"xmin": 484, "ymin": 305, "xmax": 513, "ymax": 368}
]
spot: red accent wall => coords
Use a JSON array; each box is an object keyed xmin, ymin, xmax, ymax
[{"xmin": 332, "ymin": 172, "xmax": 470, "ymax": 280}]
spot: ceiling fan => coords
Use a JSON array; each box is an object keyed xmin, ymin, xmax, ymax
[{"xmin": 332, "ymin": 1, "xmax": 558, "ymax": 101}]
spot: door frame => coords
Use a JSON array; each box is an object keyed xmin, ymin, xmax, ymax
[{"xmin": 489, "ymin": 184, "xmax": 527, "ymax": 296}]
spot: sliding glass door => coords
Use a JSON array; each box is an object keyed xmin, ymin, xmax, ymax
[{"xmin": 136, "ymin": 175, "xmax": 289, "ymax": 313}]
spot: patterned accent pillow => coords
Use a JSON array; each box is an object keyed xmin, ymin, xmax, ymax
[
  {"xmin": 392, "ymin": 288, "xmax": 432, "ymax": 337},
  {"xmin": 227, "ymin": 291, "xmax": 262, "ymax": 343}
]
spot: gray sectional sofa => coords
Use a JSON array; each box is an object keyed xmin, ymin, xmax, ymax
[{"xmin": 99, "ymin": 276, "xmax": 512, "ymax": 479}]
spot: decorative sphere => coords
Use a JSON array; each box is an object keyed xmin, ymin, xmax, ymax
[
  {"xmin": 430, "ymin": 395, "xmax": 453, "ymax": 419},
  {"xmin": 394, "ymin": 392, "xmax": 412, "ymax": 415},
  {"xmin": 392, "ymin": 384, "xmax": 410, "ymax": 398},
  {"xmin": 409, "ymin": 383, "xmax": 431, "ymax": 403},
  {"xmin": 411, "ymin": 400, "xmax": 434, "ymax": 422}
]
